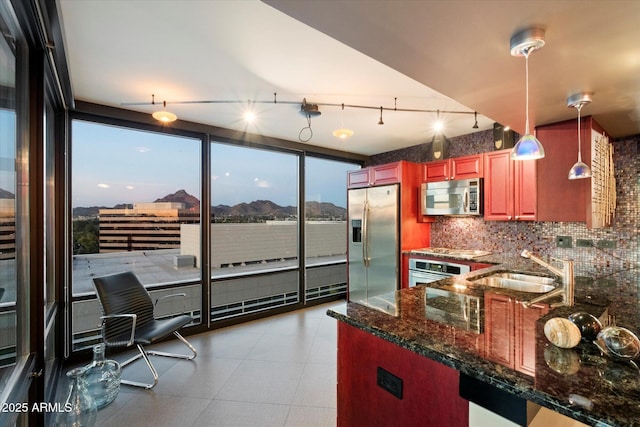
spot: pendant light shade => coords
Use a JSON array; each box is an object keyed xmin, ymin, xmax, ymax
[
  {"xmin": 151, "ymin": 98, "xmax": 177, "ymax": 123},
  {"xmin": 511, "ymin": 134, "xmax": 545, "ymax": 160},
  {"xmin": 332, "ymin": 128, "xmax": 354, "ymax": 139},
  {"xmin": 510, "ymin": 26, "xmax": 546, "ymax": 160},
  {"xmin": 567, "ymin": 93, "xmax": 592, "ymax": 180},
  {"xmin": 152, "ymin": 110, "xmax": 177, "ymax": 123}
]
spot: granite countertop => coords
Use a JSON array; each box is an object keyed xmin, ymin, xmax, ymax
[{"xmin": 328, "ymin": 254, "xmax": 640, "ymax": 427}]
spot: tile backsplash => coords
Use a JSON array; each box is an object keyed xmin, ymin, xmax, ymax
[{"xmin": 370, "ymin": 129, "xmax": 640, "ymax": 313}]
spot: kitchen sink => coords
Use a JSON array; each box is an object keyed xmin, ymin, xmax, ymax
[{"xmin": 471, "ymin": 272, "xmax": 556, "ymax": 293}]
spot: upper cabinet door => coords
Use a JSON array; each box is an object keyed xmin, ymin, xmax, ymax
[
  {"xmin": 513, "ymin": 159, "xmax": 537, "ymax": 220},
  {"xmin": 423, "ymin": 160, "xmax": 450, "ymax": 182},
  {"xmin": 348, "ymin": 169, "xmax": 371, "ymax": 188},
  {"xmin": 452, "ymin": 154, "xmax": 484, "ymax": 180},
  {"xmin": 483, "ymin": 150, "xmax": 514, "ymax": 220}
]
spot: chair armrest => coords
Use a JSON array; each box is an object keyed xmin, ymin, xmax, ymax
[
  {"xmin": 154, "ymin": 293, "xmax": 187, "ymax": 314},
  {"xmin": 100, "ymin": 313, "xmax": 137, "ymax": 347}
]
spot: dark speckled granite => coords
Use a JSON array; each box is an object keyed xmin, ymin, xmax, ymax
[{"xmin": 329, "ymin": 255, "xmax": 640, "ymax": 427}]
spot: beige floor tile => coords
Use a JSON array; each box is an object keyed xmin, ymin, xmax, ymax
[{"xmin": 77, "ymin": 300, "xmax": 343, "ymax": 427}]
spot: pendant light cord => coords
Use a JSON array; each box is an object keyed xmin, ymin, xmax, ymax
[
  {"xmin": 576, "ymin": 104, "xmax": 582, "ymax": 162},
  {"xmin": 524, "ymin": 51, "xmax": 531, "ymax": 135}
]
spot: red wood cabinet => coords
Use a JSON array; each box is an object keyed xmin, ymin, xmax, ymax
[
  {"xmin": 483, "ymin": 149, "xmax": 536, "ymax": 221},
  {"xmin": 423, "ymin": 154, "xmax": 484, "ymax": 182},
  {"xmin": 348, "ymin": 161, "xmax": 406, "ymax": 188},
  {"xmin": 535, "ymin": 116, "xmax": 609, "ymax": 225},
  {"xmin": 514, "ymin": 301, "xmax": 550, "ymax": 376},
  {"xmin": 484, "ymin": 292, "xmax": 515, "ymax": 367},
  {"xmin": 484, "ymin": 292, "xmax": 548, "ymax": 376},
  {"xmin": 337, "ymin": 321, "xmax": 469, "ymax": 427}
]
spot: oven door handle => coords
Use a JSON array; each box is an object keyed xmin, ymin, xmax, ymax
[{"xmin": 463, "ymin": 188, "xmax": 470, "ymax": 213}]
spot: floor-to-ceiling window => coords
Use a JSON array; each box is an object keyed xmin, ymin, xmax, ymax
[
  {"xmin": 0, "ymin": 1, "xmax": 38, "ymax": 424},
  {"xmin": 304, "ymin": 157, "xmax": 355, "ymax": 301},
  {"xmin": 70, "ymin": 119, "xmax": 203, "ymax": 351},
  {"xmin": 209, "ymin": 142, "xmax": 300, "ymax": 319},
  {"xmin": 0, "ymin": 0, "xmax": 18, "ymax": 374}
]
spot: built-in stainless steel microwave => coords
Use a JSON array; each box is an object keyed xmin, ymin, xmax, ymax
[{"xmin": 421, "ymin": 178, "xmax": 483, "ymax": 216}]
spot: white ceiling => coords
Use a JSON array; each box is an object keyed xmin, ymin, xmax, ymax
[{"xmin": 57, "ymin": 0, "xmax": 640, "ymax": 157}]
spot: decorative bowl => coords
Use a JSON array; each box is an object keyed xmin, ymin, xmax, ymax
[
  {"xmin": 595, "ymin": 326, "xmax": 640, "ymax": 361},
  {"xmin": 568, "ymin": 312, "xmax": 602, "ymax": 341},
  {"xmin": 544, "ymin": 317, "xmax": 582, "ymax": 349}
]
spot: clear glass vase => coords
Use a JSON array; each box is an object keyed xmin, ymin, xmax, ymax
[
  {"xmin": 83, "ymin": 344, "xmax": 122, "ymax": 409},
  {"xmin": 57, "ymin": 366, "xmax": 97, "ymax": 427}
]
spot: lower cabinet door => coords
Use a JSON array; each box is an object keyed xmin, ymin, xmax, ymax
[{"xmin": 337, "ymin": 322, "xmax": 469, "ymax": 427}]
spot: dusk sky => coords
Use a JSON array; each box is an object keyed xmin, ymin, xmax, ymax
[{"xmin": 71, "ymin": 120, "xmax": 357, "ymax": 209}]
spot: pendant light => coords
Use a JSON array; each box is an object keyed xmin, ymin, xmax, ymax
[
  {"xmin": 510, "ymin": 26, "xmax": 546, "ymax": 160},
  {"xmin": 333, "ymin": 103, "xmax": 354, "ymax": 140},
  {"xmin": 151, "ymin": 95, "xmax": 177, "ymax": 123},
  {"xmin": 567, "ymin": 93, "xmax": 593, "ymax": 180}
]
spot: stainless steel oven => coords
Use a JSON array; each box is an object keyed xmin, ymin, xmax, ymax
[{"xmin": 408, "ymin": 258, "xmax": 471, "ymax": 287}]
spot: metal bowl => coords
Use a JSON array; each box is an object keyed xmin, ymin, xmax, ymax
[{"xmin": 595, "ymin": 326, "xmax": 640, "ymax": 361}]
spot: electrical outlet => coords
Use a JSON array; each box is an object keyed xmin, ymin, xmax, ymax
[
  {"xmin": 597, "ymin": 239, "xmax": 616, "ymax": 249},
  {"xmin": 576, "ymin": 239, "xmax": 594, "ymax": 247},
  {"xmin": 556, "ymin": 236, "xmax": 573, "ymax": 248}
]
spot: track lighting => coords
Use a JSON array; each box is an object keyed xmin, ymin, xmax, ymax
[
  {"xmin": 134, "ymin": 93, "xmax": 483, "ymax": 140},
  {"xmin": 510, "ymin": 26, "xmax": 546, "ymax": 160}
]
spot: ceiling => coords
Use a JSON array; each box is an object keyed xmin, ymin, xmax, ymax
[{"xmin": 57, "ymin": 0, "xmax": 640, "ymax": 157}]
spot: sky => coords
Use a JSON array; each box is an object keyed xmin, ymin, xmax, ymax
[{"xmin": 71, "ymin": 120, "xmax": 357, "ymax": 209}]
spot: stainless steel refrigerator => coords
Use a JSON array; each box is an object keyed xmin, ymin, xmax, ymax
[{"xmin": 348, "ymin": 184, "xmax": 399, "ymax": 304}]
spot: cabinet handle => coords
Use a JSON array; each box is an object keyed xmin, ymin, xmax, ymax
[
  {"xmin": 507, "ymin": 215, "xmax": 512, "ymax": 220},
  {"xmin": 515, "ymin": 215, "xmax": 519, "ymax": 220}
]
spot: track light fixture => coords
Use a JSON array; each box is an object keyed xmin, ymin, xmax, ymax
[
  {"xmin": 151, "ymin": 95, "xmax": 177, "ymax": 123},
  {"xmin": 129, "ymin": 93, "xmax": 483, "ymax": 140}
]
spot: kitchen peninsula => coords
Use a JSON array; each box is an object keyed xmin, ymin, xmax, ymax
[{"xmin": 329, "ymin": 254, "xmax": 640, "ymax": 427}]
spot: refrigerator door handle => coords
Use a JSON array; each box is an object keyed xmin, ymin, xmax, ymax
[{"xmin": 362, "ymin": 200, "xmax": 370, "ymax": 267}]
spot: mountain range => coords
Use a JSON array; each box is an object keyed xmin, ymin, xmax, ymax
[{"xmin": 72, "ymin": 189, "xmax": 346, "ymax": 219}]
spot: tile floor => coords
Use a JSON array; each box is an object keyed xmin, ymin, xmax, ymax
[{"xmin": 67, "ymin": 300, "xmax": 344, "ymax": 427}]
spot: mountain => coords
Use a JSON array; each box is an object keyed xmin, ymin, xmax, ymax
[
  {"xmin": 155, "ymin": 189, "xmax": 200, "ymax": 210},
  {"xmin": 212, "ymin": 200, "xmax": 295, "ymax": 217},
  {"xmin": 0, "ymin": 188, "xmax": 15, "ymax": 199},
  {"xmin": 305, "ymin": 201, "xmax": 347, "ymax": 218},
  {"xmin": 211, "ymin": 200, "xmax": 345, "ymax": 219},
  {"xmin": 72, "ymin": 189, "xmax": 346, "ymax": 219}
]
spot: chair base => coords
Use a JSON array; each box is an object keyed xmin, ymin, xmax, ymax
[{"xmin": 119, "ymin": 331, "xmax": 197, "ymax": 389}]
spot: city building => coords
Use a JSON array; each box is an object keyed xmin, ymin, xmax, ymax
[{"xmin": 98, "ymin": 202, "xmax": 199, "ymax": 253}]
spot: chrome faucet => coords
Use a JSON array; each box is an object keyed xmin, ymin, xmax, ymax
[{"xmin": 520, "ymin": 249, "xmax": 575, "ymax": 307}]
